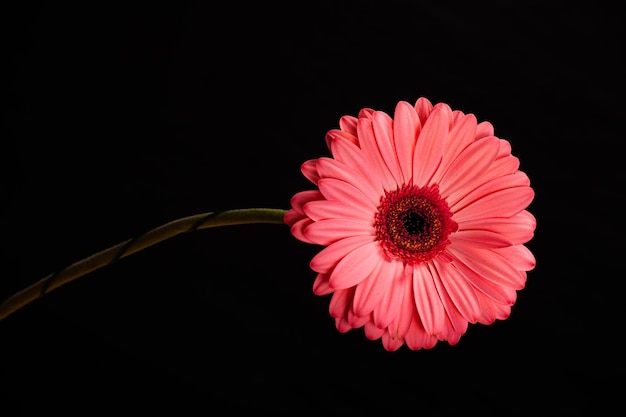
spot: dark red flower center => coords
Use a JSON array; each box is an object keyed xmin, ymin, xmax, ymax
[{"xmin": 375, "ymin": 184, "xmax": 457, "ymax": 264}]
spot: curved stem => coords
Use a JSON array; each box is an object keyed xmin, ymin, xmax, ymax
[{"xmin": 0, "ymin": 208, "xmax": 288, "ymax": 321}]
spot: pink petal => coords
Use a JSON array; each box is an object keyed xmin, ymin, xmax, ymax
[
  {"xmin": 493, "ymin": 298, "xmax": 513, "ymax": 320},
  {"xmin": 316, "ymin": 157, "xmax": 380, "ymax": 206},
  {"xmin": 352, "ymin": 257, "xmax": 393, "ymax": 317},
  {"xmin": 328, "ymin": 241, "xmax": 384, "ymax": 289},
  {"xmin": 356, "ymin": 116, "xmax": 398, "ymax": 192},
  {"xmin": 435, "ymin": 102, "xmax": 455, "ymax": 129},
  {"xmin": 448, "ymin": 244, "xmax": 526, "ymax": 290},
  {"xmin": 475, "ymin": 120, "xmax": 494, "ymax": 139},
  {"xmin": 452, "ymin": 109, "xmax": 465, "ymax": 123},
  {"xmin": 439, "ymin": 136, "xmax": 500, "ymax": 199},
  {"xmin": 444, "ymin": 144, "xmax": 523, "ymax": 206},
  {"xmin": 450, "ymin": 229, "xmax": 513, "ymax": 249},
  {"xmin": 301, "ymin": 159, "xmax": 320, "ymax": 185},
  {"xmin": 430, "ymin": 263, "xmax": 469, "ymax": 336},
  {"xmin": 393, "ymin": 101, "xmax": 420, "ymax": 184},
  {"xmin": 358, "ymin": 108, "xmax": 375, "ymax": 119},
  {"xmin": 493, "ymin": 153, "xmax": 520, "ymax": 175},
  {"xmin": 451, "ymin": 176, "xmax": 534, "ymax": 223},
  {"xmin": 329, "ymin": 288, "xmax": 352, "ymax": 319},
  {"xmin": 325, "ymin": 128, "xmax": 358, "ymax": 150},
  {"xmin": 475, "ymin": 290, "xmax": 514, "ymax": 324},
  {"xmin": 347, "ymin": 308, "xmax": 370, "ymax": 328},
  {"xmin": 335, "ymin": 316, "xmax": 353, "ymax": 333},
  {"xmin": 372, "ymin": 260, "xmax": 406, "ymax": 329},
  {"xmin": 447, "ymin": 252, "xmax": 515, "ymax": 304},
  {"xmin": 477, "ymin": 275, "xmax": 518, "ymax": 307},
  {"xmin": 414, "ymin": 97, "xmax": 434, "ymax": 124},
  {"xmin": 432, "ymin": 257, "xmax": 481, "ymax": 323},
  {"xmin": 381, "ymin": 332, "xmax": 405, "ymax": 351},
  {"xmin": 497, "ymin": 138, "xmax": 512, "ymax": 157},
  {"xmin": 405, "ymin": 313, "xmax": 438, "ymax": 350},
  {"xmin": 339, "ymin": 115, "xmax": 358, "ymax": 136},
  {"xmin": 386, "ymin": 266, "xmax": 415, "ymax": 340},
  {"xmin": 413, "ymin": 105, "xmax": 449, "ymax": 187},
  {"xmin": 480, "ymin": 141, "xmax": 519, "ymax": 175},
  {"xmin": 303, "ymin": 218, "xmax": 372, "ymax": 246},
  {"xmin": 448, "ymin": 169, "xmax": 531, "ymax": 213},
  {"xmin": 364, "ymin": 321, "xmax": 385, "ymax": 340},
  {"xmin": 430, "ymin": 113, "xmax": 477, "ymax": 185},
  {"xmin": 303, "ymin": 199, "xmax": 373, "ymax": 223},
  {"xmin": 310, "ymin": 235, "xmax": 375, "ymax": 273},
  {"xmin": 372, "ymin": 110, "xmax": 404, "ymax": 185},
  {"xmin": 317, "ymin": 178, "xmax": 378, "ymax": 212},
  {"xmin": 475, "ymin": 292, "xmax": 498, "ymax": 324},
  {"xmin": 491, "ymin": 244, "xmax": 536, "ymax": 271},
  {"xmin": 413, "ymin": 263, "xmax": 446, "ymax": 337},
  {"xmin": 289, "ymin": 218, "xmax": 314, "ymax": 244},
  {"xmin": 329, "ymin": 135, "xmax": 386, "ymax": 196},
  {"xmin": 283, "ymin": 208, "xmax": 303, "ymax": 227},
  {"xmin": 457, "ymin": 211, "xmax": 536, "ymax": 245},
  {"xmin": 444, "ymin": 330, "xmax": 464, "ymax": 346},
  {"xmin": 312, "ymin": 273, "xmax": 332, "ymax": 295},
  {"xmin": 290, "ymin": 190, "xmax": 323, "ymax": 214}
]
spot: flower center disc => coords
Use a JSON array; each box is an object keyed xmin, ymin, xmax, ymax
[{"xmin": 375, "ymin": 184, "xmax": 457, "ymax": 264}]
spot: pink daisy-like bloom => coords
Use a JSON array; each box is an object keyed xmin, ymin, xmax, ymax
[{"xmin": 285, "ymin": 97, "xmax": 536, "ymax": 351}]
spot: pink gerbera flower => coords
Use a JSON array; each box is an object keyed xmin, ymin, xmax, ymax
[{"xmin": 285, "ymin": 97, "xmax": 536, "ymax": 351}]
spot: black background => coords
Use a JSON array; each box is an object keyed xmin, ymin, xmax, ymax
[{"xmin": 2, "ymin": 1, "xmax": 623, "ymax": 415}]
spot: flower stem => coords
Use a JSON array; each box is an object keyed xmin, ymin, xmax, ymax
[{"xmin": 0, "ymin": 208, "xmax": 288, "ymax": 321}]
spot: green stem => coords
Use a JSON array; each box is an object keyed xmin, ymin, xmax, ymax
[{"xmin": 0, "ymin": 208, "xmax": 288, "ymax": 321}]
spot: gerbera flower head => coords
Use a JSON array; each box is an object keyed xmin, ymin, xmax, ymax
[{"xmin": 285, "ymin": 97, "xmax": 536, "ymax": 351}]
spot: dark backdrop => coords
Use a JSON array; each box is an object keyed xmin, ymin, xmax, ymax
[{"xmin": 2, "ymin": 1, "xmax": 623, "ymax": 415}]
